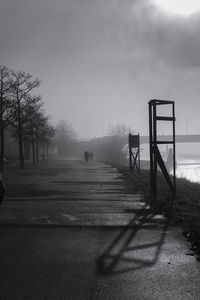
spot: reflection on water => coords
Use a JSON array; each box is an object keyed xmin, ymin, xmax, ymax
[
  {"xmin": 176, "ymin": 142, "xmax": 200, "ymax": 183},
  {"xmin": 140, "ymin": 142, "xmax": 200, "ymax": 183},
  {"xmin": 176, "ymin": 161, "xmax": 200, "ymax": 183}
]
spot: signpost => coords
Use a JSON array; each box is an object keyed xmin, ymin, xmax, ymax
[{"xmin": 129, "ymin": 133, "xmax": 140, "ymax": 172}]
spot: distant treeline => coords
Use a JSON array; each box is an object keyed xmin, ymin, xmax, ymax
[
  {"xmin": 67, "ymin": 124, "xmax": 132, "ymax": 166},
  {"xmin": 0, "ymin": 68, "xmax": 134, "ymax": 170}
]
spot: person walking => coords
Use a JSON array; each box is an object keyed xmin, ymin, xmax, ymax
[
  {"xmin": 89, "ymin": 152, "xmax": 94, "ymax": 161},
  {"xmin": 84, "ymin": 150, "xmax": 89, "ymax": 162}
]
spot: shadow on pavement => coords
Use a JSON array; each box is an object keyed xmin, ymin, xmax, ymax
[{"xmin": 97, "ymin": 201, "xmax": 171, "ymax": 276}]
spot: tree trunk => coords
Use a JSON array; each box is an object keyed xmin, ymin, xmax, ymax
[
  {"xmin": 18, "ymin": 128, "xmax": 24, "ymax": 169},
  {"xmin": 24, "ymin": 139, "xmax": 31, "ymax": 160},
  {"xmin": 17, "ymin": 96, "xmax": 24, "ymax": 170},
  {"xmin": 0, "ymin": 93, "xmax": 4, "ymax": 171},
  {"xmin": 0, "ymin": 121, "xmax": 4, "ymax": 171},
  {"xmin": 36, "ymin": 138, "xmax": 39, "ymax": 163},
  {"xmin": 31, "ymin": 131, "xmax": 36, "ymax": 166},
  {"xmin": 46, "ymin": 141, "xmax": 49, "ymax": 159},
  {"xmin": 42, "ymin": 143, "xmax": 45, "ymax": 160}
]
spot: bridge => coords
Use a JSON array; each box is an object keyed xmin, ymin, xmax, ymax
[
  {"xmin": 78, "ymin": 134, "xmax": 200, "ymax": 146},
  {"xmin": 64, "ymin": 134, "xmax": 200, "ymax": 158},
  {"xmin": 140, "ymin": 134, "xmax": 200, "ymax": 144}
]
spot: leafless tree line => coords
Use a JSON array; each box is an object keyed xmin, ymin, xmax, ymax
[{"xmin": 0, "ymin": 65, "xmax": 54, "ymax": 170}]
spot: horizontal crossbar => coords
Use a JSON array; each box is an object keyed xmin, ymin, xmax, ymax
[
  {"xmin": 151, "ymin": 141, "xmax": 174, "ymax": 144},
  {"xmin": 156, "ymin": 116, "xmax": 175, "ymax": 121},
  {"xmin": 149, "ymin": 99, "xmax": 174, "ymax": 105}
]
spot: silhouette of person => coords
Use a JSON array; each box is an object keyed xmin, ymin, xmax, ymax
[
  {"xmin": 89, "ymin": 152, "xmax": 94, "ymax": 161},
  {"xmin": 84, "ymin": 150, "xmax": 89, "ymax": 162}
]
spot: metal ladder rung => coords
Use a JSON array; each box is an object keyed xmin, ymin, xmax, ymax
[{"xmin": 156, "ymin": 116, "xmax": 175, "ymax": 121}]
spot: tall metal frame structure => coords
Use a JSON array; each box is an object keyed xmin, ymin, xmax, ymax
[
  {"xmin": 149, "ymin": 99, "xmax": 176, "ymax": 197},
  {"xmin": 129, "ymin": 133, "xmax": 140, "ymax": 171}
]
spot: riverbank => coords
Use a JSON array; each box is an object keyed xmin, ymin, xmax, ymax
[{"xmin": 113, "ymin": 165, "xmax": 200, "ymax": 260}]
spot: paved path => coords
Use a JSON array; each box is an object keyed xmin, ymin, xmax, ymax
[
  {"xmin": 0, "ymin": 159, "xmax": 200, "ymax": 300},
  {"xmin": 1, "ymin": 158, "xmax": 147, "ymax": 226}
]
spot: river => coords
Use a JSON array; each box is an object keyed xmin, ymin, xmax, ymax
[{"xmin": 140, "ymin": 142, "xmax": 200, "ymax": 183}]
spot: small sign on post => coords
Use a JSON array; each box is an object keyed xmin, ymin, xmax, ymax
[{"xmin": 129, "ymin": 133, "xmax": 140, "ymax": 171}]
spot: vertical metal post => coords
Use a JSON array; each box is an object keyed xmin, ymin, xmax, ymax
[
  {"xmin": 172, "ymin": 102, "xmax": 176, "ymax": 195},
  {"xmin": 149, "ymin": 102, "xmax": 154, "ymax": 196},
  {"xmin": 129, "ymin": 133, "xmax": 132, "ymax": 171},
  {"xmin": 153, "ymin": 103, "xmax": 157, "ymax": 197},
  {"xmin": 138, "ymin": 134, "xmax": 140, "ymax": 171}
]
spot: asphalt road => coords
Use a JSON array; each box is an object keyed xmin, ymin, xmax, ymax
[{"xmin": 0, "ymin": 158, "xmax": 200, "ymax": 299}]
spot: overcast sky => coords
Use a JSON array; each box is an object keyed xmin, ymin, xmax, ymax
[{"xmin": 1, "ymin": 0, "xmax": 200, "ymax": 138}]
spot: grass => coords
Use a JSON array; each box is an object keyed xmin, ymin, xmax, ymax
[{"xmin": 112, "ymin": 164, "xmax": 200, "ymax": 258}]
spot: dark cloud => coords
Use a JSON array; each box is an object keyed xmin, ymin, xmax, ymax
[{"xmin": 1, "ymin": 0, "xmax": 200, "ymax": 137}]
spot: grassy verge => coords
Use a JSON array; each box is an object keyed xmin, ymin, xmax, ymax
[{"xmin": 111, "ymin": 164, "xmax": 200, "ymax": 259}]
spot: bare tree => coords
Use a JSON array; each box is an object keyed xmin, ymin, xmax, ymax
[
  {"xmin": 0, "ymin": 66, "xmax": 12, "ymax": 170},
  {"xmin": 107, "ymin": 123, "xmax": 132, "ymax": 137},
  {"xmin": 103, "ymin": 123, "xmax": 133, "ymax": 164},
  {"xmin": 9, "ymin": 71, "xmax": 40, "ymax": 169},
  {"xmin": 40, "ymin": 123, "xmax": 55, "ymax": 160},
  {"xmin": 26, "ymin": 105, "xmax": 54, "ymax": 163},
  {"xmin": 55, "ymin": 120, "xmax": 77, "ymax": 156},
  {"xmin": 23, "ymin": 96, "xmax": 44, "ymax": 165},
  {"xmin": 34, "ymin": 113, "xmax": 48, "ymax": 163}
]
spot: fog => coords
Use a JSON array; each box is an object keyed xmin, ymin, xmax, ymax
[{"xmin": 1, "ymin": 0, "xmax": 200, "ymax": 138}]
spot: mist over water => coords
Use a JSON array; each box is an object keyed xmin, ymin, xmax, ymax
[
  {"xmin": 140, "ymin": 142, "xmax": 200, "ymax": 183},
  {"xmin": 176, "ymin": 142, "xmax": 200, "ymax": 183}
]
